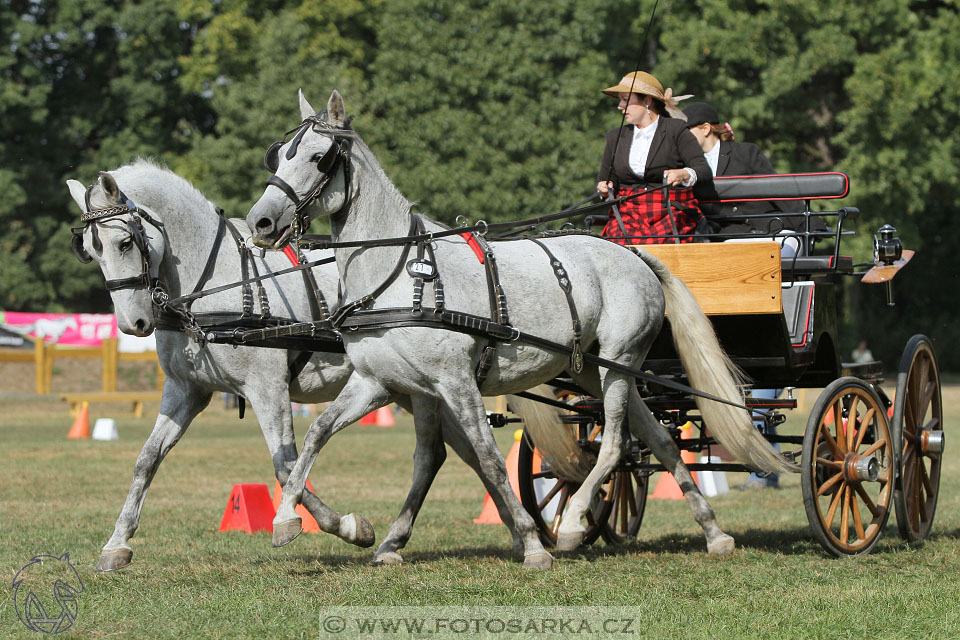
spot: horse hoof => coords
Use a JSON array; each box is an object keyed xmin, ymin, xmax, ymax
[
  {"xmin": 96, "ymin": 548, "xmax": 133, "ymax": 572},
  {"xmin": 339, "ymin": 513, "xmax": 375, "ymax": 548},
  {"xmin": 372, "ymin": 551, "xmax": 403, "ymax": 566},
  {"xmin": 555, "ymin": 531, "xmax": 584, "ymax": 552},
  {"xmin": 707, "ymin": 534, "xmax": 735, "ymax": 556},
  {"xmin": 272, "ymin": 518, "xmax": 303, "ymax": 547},
  {"xmin": 523, "ymin": 551, "xmax": 554, "ymax": 570}
]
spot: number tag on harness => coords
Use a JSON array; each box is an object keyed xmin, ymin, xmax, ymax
[{"xmin": 406, "ymin": 259, "xmax": 438, "ymax": 280}]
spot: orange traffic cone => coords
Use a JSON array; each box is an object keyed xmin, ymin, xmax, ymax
[
  {"xmin": 474, "ymin": 429, "xmax": 525, "ymax": 524},
  {"xmin": 358, "ymin": 411, "xmax": 377, "ymax": 425},
  {"xmin": 218, "ymin": 483, "xmax": 275, "ymax": 533},
  {"xmin": 374, "ymin": 406, "xmax": 396, "ymax": 427},
  {"xmin": 272, "ymin": 479, "xmax": 321, "ymax": 533},
  {"xmin": 67, "ymin": 401, "xmax": 91, "ymax": 439},
  {"xmin": 650, "ymin": 422, "xmax": 698, "ymax": 500}
]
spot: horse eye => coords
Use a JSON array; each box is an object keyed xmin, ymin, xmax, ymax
[{"xmin": 119, "ymin": 238, "xmax": 134, "ymax": 252}]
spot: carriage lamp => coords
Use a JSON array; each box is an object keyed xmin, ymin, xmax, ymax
[
  {"xmin": 874, "ymin": 224, "xmax": 902, "ymax": 306},
  {"xmin": 875, "ymin": 224, "xmax": 902, "ymax": 266}
]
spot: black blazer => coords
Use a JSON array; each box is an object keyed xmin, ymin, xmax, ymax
[
  {"xmin": 695, "ymin": 140, "xmax": 814, "ymax": 234},
  {"xmin": 598, "ymin": 118, "xmax": 710, "ymax": 187}
]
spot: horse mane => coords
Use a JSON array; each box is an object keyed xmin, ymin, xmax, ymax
[{"xmin": 109, "ymin": 158, "xmax": 217, "ymax": 219}]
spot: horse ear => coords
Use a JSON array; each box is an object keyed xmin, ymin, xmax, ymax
[
  {"xmin": 299, "ymin": 89, "xmax": 316, "ymax": 121},
  {"xmin": 327, "ymin": 90, "xmax": 345, "ymax": 127},
  {"xmin": 98, "ymin": 171, "xmax": 121, "ymax": 202},
  {"xmin": 66, "ymin": 180, "xmax": 87, "ymax": 212}
]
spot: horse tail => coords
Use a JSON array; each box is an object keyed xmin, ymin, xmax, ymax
[{"xmin": 629, "ymin": 247, "xmax": 799, "ymax": 474}]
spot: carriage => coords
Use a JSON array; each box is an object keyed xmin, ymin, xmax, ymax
[
  {"xmin": 72, "ymin": 91, "xmax": 942, "ymax": 570},
  {"xmin": 500, "ymin": 172, "xmax": 942, "ymax": 557}
]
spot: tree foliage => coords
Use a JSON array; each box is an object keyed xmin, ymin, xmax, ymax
[{"xmin": 1, "ymin": 0, "xmax": 958, "ymax": 367}]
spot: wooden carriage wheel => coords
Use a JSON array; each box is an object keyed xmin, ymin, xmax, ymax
[
  {"xmin": 516, "ymin": 430, "xmax": 613, "ymax": 547},
  {"xmin": 892, "ymin": 335, "xmax": 943, "ymax": 543},
  {"xmin": 801, "ymin": 378, "xmax": 894, "ymax": 556}
]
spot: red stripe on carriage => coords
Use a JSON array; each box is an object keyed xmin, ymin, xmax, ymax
[
  {"xmin": 282, "ymin": 245, "xmax": 300, "ymax": 266},
  {"xmin": 461, "ymin": 232, "xmax": 485, "ymax": 263}
]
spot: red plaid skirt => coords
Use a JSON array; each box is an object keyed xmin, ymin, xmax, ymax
[{"xmin": 601, "ymin": 186, "xmax": 703, "ymax": 245}]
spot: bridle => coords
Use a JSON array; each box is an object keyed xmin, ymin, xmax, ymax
[
  {"xmin": 263, "ymin": 111, "xmax": 356, "ymax": 239},
  {"xmin": 71, "ymin": 185, "xmax": 165, "ymax": 293}
]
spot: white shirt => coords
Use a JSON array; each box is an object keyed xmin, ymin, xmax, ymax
[
  {"xmin": 704, "ymin": 138, "xmax": 721, "ymax": 177},
  {"xmin": 628, "ymin": 119, "xmax": 659, "ymax": 177},
  {"xmin": 627, "ymin": 117, "xmax": 697, "ymax": 186}
]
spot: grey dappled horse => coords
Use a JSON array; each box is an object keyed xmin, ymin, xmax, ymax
[
  {"xmin": 246, "ymin": 91, "xmax": 796, "ymax": 566},
  {"xmin": 67, "ymin": 161, "xmax": 464, "ymax": 570}
]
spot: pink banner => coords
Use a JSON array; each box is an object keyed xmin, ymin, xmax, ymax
[{"xmin": 0, "ymin": 312, "xmax": 117, "ymax": 347}]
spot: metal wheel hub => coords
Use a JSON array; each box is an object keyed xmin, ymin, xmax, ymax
[
  {"xmin": 920, "ymin": 430, "xmax": 945, "ymax": 455},
  {"xmin": 843, "ymin": 452, "xmax": 880, "ymax": 483}
]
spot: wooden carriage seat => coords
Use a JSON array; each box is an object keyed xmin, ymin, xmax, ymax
[{"xmin": 639, "ymin": 242, "xmax": 782, "ymax": 315}]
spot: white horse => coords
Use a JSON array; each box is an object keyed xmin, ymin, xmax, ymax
[
  {"xmin": 67, "ymin": 161, "xmax": 490, "ymax": 571},
  {"xmin": 246, "ymin": 91, "xmax": 797, "ymax": 566}
]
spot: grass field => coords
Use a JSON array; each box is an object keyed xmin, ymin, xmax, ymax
[{"xmin": 1, "ymin": 389, "xmax": 958, "ymax": 639}]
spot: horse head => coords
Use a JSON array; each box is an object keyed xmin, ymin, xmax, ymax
[
  {"xmin": 66, "ymin": 173, "xmax": 166, "ymax": 336},
  {"xmin": 247, "ymin": 89, "xmax": 354, "ymax": 248}
]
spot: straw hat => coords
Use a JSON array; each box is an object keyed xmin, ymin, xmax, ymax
[{"xmin": 602, "ymin": 71, "xmax": 692, "ymax": 120}]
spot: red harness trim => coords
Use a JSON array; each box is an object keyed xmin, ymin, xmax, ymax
[
  {"xmin": 461, "ymin": 232, "xmax": 485, "ymax": 264},
  {"xmin": 282, "ymin": 245, "xmax": 300, "ymax": 266}
]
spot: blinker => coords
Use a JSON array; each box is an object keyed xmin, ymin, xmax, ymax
[{"xmin": 70, "ymin": 230, "xmax": 93, "ymax": 263}]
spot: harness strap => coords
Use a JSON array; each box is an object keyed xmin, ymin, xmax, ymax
[
  {"xmin": 223, "ymin": 220, "xmax": 254, "ymax": 317},
  {"xmin": 473, "ymin": 233, "xmax": 509, "ymax": 387},
  {"xmin": 527, "ymin": 238, "xmax": 584, "ymax": 374},
  {"xmin": 190, "ymin": 214, "xmax": 227, "ymax": 299},
  {"xmin": 329, "ymin": 216, "xmax": 419, "ymax": 329},
  {"xmin": 288, "ymin": 351, "xmax": 313, "ymax": 382}
]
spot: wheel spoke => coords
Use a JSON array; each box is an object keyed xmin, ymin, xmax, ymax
[
  {"xmin": 532, "ymin": 470, "xmax": 557, "ymax": 481},
  {"xmin": 820, "ymin": 424, "xmax": 843, "ymax": 459},
  {"xmin": 840, "ymin": 486, "xmax": 851, "ymax": 544},
  {"xmin": 551, "ymin": 486, "xmax": 571, "ymax": 536},
  {"xmin": 862, "ymin": 439, "xmax": 886, "ymax": 458},
  {"xmin": 920, "ymin": 463, "xmax": 933, "ymax": 504},
  {"xmin": 537, "ymin": 481, "xmax": 563, "ymax": 511},
  {"xmin": 854, "ymin": 407, "xmax": 874, "ymax": 449},
  {"xmin": 853, "ymin": 483, "xmax": 880, "ymax": 517},
  {"xmin": 850, "ymin": 492, "xmax": 866, "ymax": 541},
  {"xmin": 816, "ymin": 457, "xmax": 842, "ymax": 470},
  {"xmin": 832, "ymin": 399, "xmax": 846, "ymax": 452},
  {"xmin": 817, "ymin": 470, "xmax": 844, "ymax": 496},
  {"xmin": 846, "ymin": 396, "xmax": 860, "ymax": 451},
  {"xmin": 824, "ymin": 482, "xmax": 844, "ymax": 528}
]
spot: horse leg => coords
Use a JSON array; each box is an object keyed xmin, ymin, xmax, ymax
[
  {"xmin": 555, "ymin": 370, "xmax": 626, "ymax": 552},
  {"xmin": 627, "ymin": 386, "xmax": 735, "ymax": 555},
  {"xmin": 272, "ymin": 373, "xmax": 391, "ymax": 548},
  {"xmin": 97, "ymin": 378, "xmax": 211, "ymax": 571},
  {"xmin": 243, "ymin": 388, "xmax": 368, "ymax": 545},
  {"xmin": 435, "ymin": 384, "xmax": 553, "ymax": 569},
  {"xmin": 373, "ymin": 396, "xmax": 446, "ymax": 565}
]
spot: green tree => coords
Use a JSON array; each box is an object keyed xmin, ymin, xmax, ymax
[
  {"xmin": 0, "ymin": 0, "xmax": 213, "ymax": 311},
  {"xmin": 364, "ymin": 0, "xmax": 646, "ymax": 225}
]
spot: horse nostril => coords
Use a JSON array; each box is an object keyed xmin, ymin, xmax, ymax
[
  {"xmin": 255, "ymin": 216, "xmax": 274, "ymax": 232},
  {"xmin": 135, "ymin": 319, "xmax": 147, "ymax": 333}
]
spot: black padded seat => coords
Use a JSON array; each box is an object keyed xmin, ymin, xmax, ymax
[{"xmin": 698, "ymin": 172, "xmax": 849, "ymax": 203}]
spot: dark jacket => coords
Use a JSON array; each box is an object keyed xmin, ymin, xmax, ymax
[
  {"xmin": 694, "ymin": 140, "xmax": 819, "ymax": 234},
  {"xmin": 598, "ymin": 118, "xmax": 710, "ymax": 187}
]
